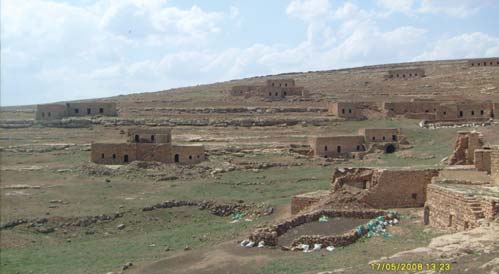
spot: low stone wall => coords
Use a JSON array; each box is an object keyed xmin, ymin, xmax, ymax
[
  {"xmin": 291, "ymin": 190, "xmax": 330, "ymax": 214},
  {"xmin": 249, "ymin": 209, "xmax": 385, "ymax": 247}
]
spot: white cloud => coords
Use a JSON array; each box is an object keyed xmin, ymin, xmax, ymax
[
  {"xmin": 376, "ymin": 0, "xmax": 415, "ymax": 14},
  {"xmin": 286, "ymin": 0, "xmax": 333, "ymax": 22},
  {"xmin": 417, "ymin": 32, "xmax": 499, "ymax": 60}
]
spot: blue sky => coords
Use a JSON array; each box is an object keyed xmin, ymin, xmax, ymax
[{"xmin": 2, "ymin": 0, "xmax": 499, "ymax": 106}]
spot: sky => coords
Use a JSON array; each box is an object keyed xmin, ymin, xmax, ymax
[{"xmin": 1, "ymin": 0, "xmax": 499, "ymax": 106}]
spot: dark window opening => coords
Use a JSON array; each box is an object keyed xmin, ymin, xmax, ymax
[
  {"xmin": 480, "ymin": 110, "xmax": 484, "ymax": 115},
  {"xmin": 42, "ymin": 112, "xmax": 45, "ymax": 117},
  {"xmin": 135, "ymin": 135, "xmax": 139, "ymax": 142},
  {"xmin": 285, "ymin": 83, "xmax": 287, "ymax": 87},
  {"xmin": 75, "ymin": 108, "xmax": 79, "ymax": 114},
  {"xmin": 272, "ymin": 83, "xmax": 274, "ymax": 87},
  {"xmin": 348, "ymin": 109, "xmax": 352, "ymax": 113},
  {"xmin": 342, "ymin": 109, "xmax": 345, "ymax": 114},
  {"xmin": 396, "ymin": 74, "xmax": 399, "ymax": 77},
  {"xmin": 402, "ymin": 74, "xmax": 405, "ymax": 78},
  {"xmin": 283, "ymin": 91, "xmax": 287, "ymax": 96},
  {"xmin": 48, "ymin": 112, "xmax": 51, "ymax": 117},
  {"xmin": 448, "ymin": 215, "xmax": 453, "ymax": 227},
  {"xmin": 275, "ymin": 92, "xmax": 278, "ymax": 96},
  {"xmin": 356, "ymin": 145, "xmax": 361, "ymax": 151},
  {"xmin": 337, "ymin": 146, "xmax": 341, "ymax": 153},
  {"xmin": 484, "ymin": 62, "xmax": 486, "ymax": 66},
  {"xmin": 411, "ymin": 193, "xmax": 417, "ymax": 199},
  {"xmin": 385, "ymin": 144, "xmax": 396, "ymax": 154},
  {"xmin": 189, "ymin": 155, "xmax": 192, "ymax": 159},
  {"xmin": 324, "ymin": 146, "xmax": 328, "ymax": 151},
  {"xmin": 424, "ymin": 206, "xmax": 430, "ymax": 225},
  {"xmin": 425, "ymin": 110, "xmax": 429, "ymax": 113},
  {"xmin": 174, "ymin": 154, "xmax": 180, "ymax": 163},
  {"xmin": 409, "ymin": 74, "xmax": 412, "ymax": 77},
  {"xmin": 112, "ymin": 154, "xmax": 116, "ymax": 159},
  {"xmin": 382, "ymin": 136, "xmax": 386, "ymax": 141},
  {"xmin": 124, "ymin": 155, "xmax": 129, "ymax": 163},
  {"xmin": 269, "ymin": 92, "xmax": 271, "ymax": 96},
  {"xmin": 471, "ymin": 110, "xmax": 475, "ymax": 116},
  {"xmin": 372, "ymin": 136, "xmax": 376, "ymax": 141},
  {"xmin": 459, "ymin": 111, "xmax": 463, "ymax": 117},
  {"xmin": 101, "ymin": 153, "xmax": 104, "ymax": 159},
  {"xmin": 151, "ymin": 135, "xmax": 155, "ymax": 142},
  {"xmin": 99, "ymin": 108, "xmax": 104, "ymax": 113},
  {"xmin": 392, "ymin": 135, "xmax": 397, "ymax": 141},
  {"xmin": 197, "ymin": 155, "xmax": 200, "ymax": 159},
  {"xmin": 464, "ymin": 221, "xmax": 469, "ymax": 230},
  {"xmin": 279, "ymin": 83, "xmax": 281, "ymax": 87},
  {"xmin": 443, "ymin": 111, "xmax": 447, "ymax": 115},
  {"xmin": 87, "ymin": 108, "xmax": 91, "ymax": 114},
  {"xmin": 415, "ymin": 73, "xmax": 418, "ymax": 76}
]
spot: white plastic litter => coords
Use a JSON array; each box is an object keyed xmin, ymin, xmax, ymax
[
  {"xmin": 326, "ymin": 246, "xmax": 335, "ymax": 252},
  {"xmin": 393, "ymin": 218, "xmax": 399, "ymax": 224},
  {"xmin": 240, "ymin": 239, "xmax": 249, "ymax": 247},
  {"xmin": 245, "ymin": 241, "xmax": 255, "ymax": 248},
  {"xmin": 313, "ymin": 244, "xmax": 322, "ymax": 251},
  {"xmin": 257, "ymin": 241, "xmax": 265, "ymax": 248},
  {"xmin": 298, "ymin": 244, "xmax": 309, "ymax": 252}
]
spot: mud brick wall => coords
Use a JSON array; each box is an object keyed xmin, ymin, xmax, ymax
[
  {"xmin": 35, "ymin": 104, "xmax": 67, "ymax": 120},
  {"xmin": 328, "ymin": 102, "xmax": 368, "ymax": 119},
  {"xmin": 480, "ymin": 199, "xmax": 499, "ymax": 221},
  {"xmin": 474, "ymin": 149, "xmax": 492, "ymax": 173},
  {"xmin": 361, "ymin": 169, "xmax": 439, "ymax": 208},
  {"xmin": 425, "ymin": 184, "xmax": 489, "ymax": 231},
  {"xmin": 492, "ymin": 149, "xmax": 499, "ymax": 186},
  {"xmin": 309, "ymin": 135, "xmax": 365, "ymax": 158},
  {"xmin": 230, "ymin": 85, "xmax": 256, "ymax": 96},
  {"xmin": 266, "ymin": 79, "xmax": 295, "ymax": 88},
  {"xmin": 383, "ymin": 101, "xmax": 438, "ymax": 116},
  {"xmin": 455, "ymin": 102, "xmax": 493, "ymax": 120},
  {"xmin": 171, "ymin": 145, "xmax": 206, "ymax": 164}
]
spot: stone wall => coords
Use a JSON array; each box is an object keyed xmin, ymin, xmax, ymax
[
  {"xmin": 228, "ymin": 78, "xmax": 306, "ymax": 99},
  {"xmin": 468, "ymin": 58, "xmax": 499, "ymax": 67},
  {"xmin": 384, "ymin": 68, "xmax": 425, "ymax": 79},
  {"xmin": 425, "ymin": 184, "xmax": 493, "ymax": 231},
  {"xmin": 127, "ymin": 128, "xmax": 171, "ymax": 143},
  {"xmin": 492, "ymin": 149, "xmax": 499, "ymax": 186},
  {"xmin": 493, "ymin": 102, "xmax": 499, "ymax": 118},
  {"xmin": 448, "ymin": 131, "xmax": 483, "ymax": 165},
  {"xmin": 328, "ymin": 102, "xmax": 371, "ymax": 119},
  {"xmin": 474, "ymin": 149, "xmax": 492, "ymax": 174},
  {"xmin": 171, "ymin": 145, "xmax": 206, "ymax": 164},
  {"xmin": 360, "ymin": 128, "xmax": 399, "ymax": 143},
  {"xmin": 91, "ymin": 143, "xmax": 171, "ymax": 164},
  {"xmin": 35, "ymin": 104, "xmax": 67, "ymax": 120},
  {"xmin": 309, "ymin": 135, "xmax": 366, "ymax": 158}
]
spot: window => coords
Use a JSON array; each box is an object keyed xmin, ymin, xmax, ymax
[
  {"xmin": 124, "ymin": 155, "xmax": 129, "ymax": 163},
  {"xmin": 392, "ymin": 135, "xmax": 397, "ymax": 141},
  {"xmin": 151, "ymin": 135, "xmax": 155, "ymax": 142},
  {"xmin": 337, "ymin": 146, "xmax": 341, "ymax": 153},
  {"xmin": 415, "ymin": 73, "xmax": 418, "ymax": 76},
  {"xmin": 396, "ymin": 74, "xmax": 399, "ymax": 77},
  {"xmin": 284, "ymin": 91, "xmax": 287, "ymax": 96},
  {"xmin": 197, "ymin": 155, "xmax": 200, "ymax": 159},
  {"xmin": 324, "ymin": 146, "xmax": 328, "ymax": 151},
  {"xmin": 48, "ymin": 112, "xmax": 51, "ymax": 117},
  {"xmin": 269, "ymin": 92, "xmax": 271, "ymax": 96},
  {"xmin": 471, "ymin": 63, "xmax": 474, "ymax": 66},
  {"xmin": 497, "ymin": 61, "xmax": 499, "ymax": 65},
  {"xmin": 425, "ymin": 110, "xmax": 429, "ymax": 113},
  {"xmin": 372, "ymin": 136, "xmax": 375, "ymax": 141},
  {"xmin": 189, "ymin": 155, "xmax": 192, "ymax": 159},
  {"xmin": 272, "ymin": 83, "xmax": 274, "ymax": 87},
  {"xmin": 484, "ymin": 62, "xmax": 487, "ymax": 66},
  {"xmin": 174, "ymin": 154, "xmax": 180, "ymax": 163},
  {"xmin": 382, "ymin": 136, "xmax": 386, "ymax": 141},
  {"xmin": 279, "ymin": 83, "xmax": 281, "ymax": 87},
  {"xmin": 101, "ymin": 153, "xmax": 104, "ymax": 159},
  {"xmin": 87, "ymin": 108, "xmax": 91, "ymax": 114},
  {"xmin": 402, "ymin": 74, "xmax": 405, "ymax": 78},
  {"xmin": 135, "ymin": 135, "xmax": 139, "ymax": 142},
  {"xmin": 356, "ymin": 145, "xmax": 361, "ymax": 151},
  {"xmin": 412, "ymin": 193, "xmax": 417, "ymax": 199},
  {"xmin": 480, "ymin": 110, "xmax": 484, "ymax": 115},
  {"xmin": 75, "ymin": 108, "xmax": 79, "ymax": 114},
  {"xmin": 275, "ymin": 92, "xmax": 278, "ymax": 96},
  {"xmin": 471, "ymin": 110, "xmax": 475, "ymax": 116},
  {"xmin": 112, "ymin": 154, "xmax": 116, "ymax": 159},
  {"xmin": 348, "ymin": 109, "xmax": 352, "ymax": 113},
  {"xmin": 285, "ymin": 83, "xmax": 287, "ymax": 87},
  {"xmin": 443, "ymin": 111, "xmax": 447, "ymax": 115},
  {"xmin": 99, "ymin": 108, "xmax": 104, "ymax": 114},
  {"xmin": 42, "ymin": 112, "xmax": 45, "ymax": 117},
  {"xmin": 409, "ymin": 74, "xmax": 412, "ymax": 77},
  {"xmin": 459, "ymin": 111, "xmax": 463, "ymax": 117},
  {"xmin": 342, "ymin": 109, "xmax": 345, "ymax": 114}
]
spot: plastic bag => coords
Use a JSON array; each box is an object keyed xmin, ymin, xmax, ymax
[
  {"xmin": 326, "ymin": 246, "xmax": 335, "ymax": 252},
  {"xmin": 313, "ymin": 244, "xmax": 322, "ymax": 251}
]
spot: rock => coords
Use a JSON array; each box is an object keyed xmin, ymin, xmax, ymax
[
  {"xmin": 36, "ymin": 227, "xmax": 55, "ymax": 234},
  {"xmin": 184, "ymin": 245, "xmax": 191, "ymax": 251},
  {"xmin": 117, "ymin": 224, "xmax": 125, "ymax": 230},
  {"xmin": 122, "ymin": 262, "xmax": 133, "ymax": 270}
]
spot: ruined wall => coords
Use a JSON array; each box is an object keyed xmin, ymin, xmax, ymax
[
  {"xmin": 171, "ymin": 145, "xmax": 206, "ymax": 164},
  {"xmin": 468, "ymin": 58, "xmax": 499, "ymax": 67},
  {"xmin": 455, "ymin": 102, "xmax": 493, "ymax": 120},
  {"xmin": 35, "ymin": 104, "xmax": 67, "ymax": 121},
  {"xmin": 492, "ymin": 149, "xmax": 499, "ymax": 186},
  {"xmin": 448, "ymin": 131, "xmax": 483, "ymax": 165},
  {"xmin": 127, "ymin": 128, "xmax": 171, "ymax": 143},
  {"xmin": 66, "ymin": 102, "xmax": 117, "ymax": 117},
  {"xmin": 362, "ymin": 169, "xmax": 439, "ymax": 208},
  {"xmin": 309, "ymin": 136, "xmax": 366, "ymax": 158},
  {"xmin": 425, "ymin": 184, "xmax": 488, "ymax": 231},
  {"xmin": 384, "ymin": 68, "xmax": 425, "ymax": 79},
  {"xmin": 360, "ymin": 128, "xmax": 399, "ymax": 142},
  {"xmin": 291, "ymin": 190, "xmax": 330, "ymax": 214},
  {"xmin": 229, "ymin": 85, "xmax": 257, "ymax": 96},
  {"xmin": 474, "ymin": 149, "xmax": 492, "ymax": 174}
]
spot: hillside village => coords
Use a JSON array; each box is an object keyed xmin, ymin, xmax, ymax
[{"xmin": 1, "ymin": 57, "xmax": 499, "ymax": 274}]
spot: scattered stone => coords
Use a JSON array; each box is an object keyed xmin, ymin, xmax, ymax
[
  {"xmin": 122, "ymin": 262, "xmax": 133, "ymax": 270},
  {"xmin": 116, "ymin": 224, "xmax": 125, "ymax": 230}
]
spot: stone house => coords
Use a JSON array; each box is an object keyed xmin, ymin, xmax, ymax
[
  {"xmin": 384, "ymin": 68, "xmax": 425, "ymax": 79},
  {"xmin": 36, "ymin": 102, "xmax": 117, "ymax": 120},
  {"xmin": 468, "ymin": 58, "xmax": 499, "ymax": 67},
  {"xmin": 91, "ymin": 127, "xmax": 205, "ymax": 165},
  {"xmin": 228, "ymin": 78, "xmax": 307, "ymax": 100}
]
